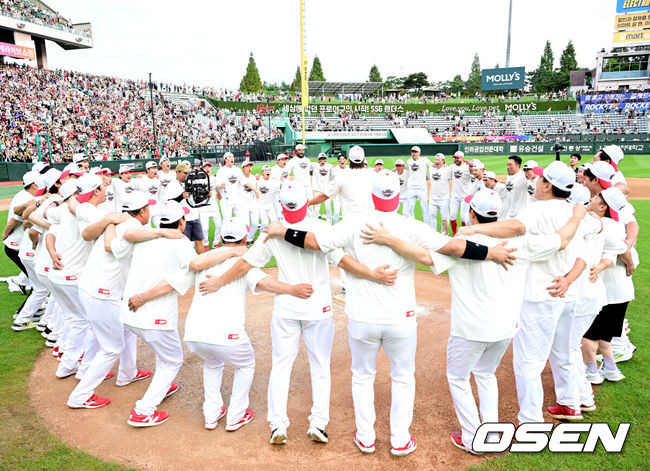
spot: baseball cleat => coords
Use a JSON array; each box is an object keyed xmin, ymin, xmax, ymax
[
  {"xmin": 164, "ymin": 383, "xmax": 179, "ymax": 399},
  {"xmin": 580, "ymin": 404, "xmax": 597, "ymax": 412},
  {"xmin": 11, "ymin": 321, "xmax": 38, "ymax": 331},
  {"xmin": 116, "ymin": 369, "xmax": 153, "ymax": 387},
  {"xmin": 586, "ymin": 371, "xmax": 604, "ymax": 385},
  {"xmin": 56, "ymin": 367, "xmax": 78, "ymax": 379},
  {"xmin": 270, "ymin": 427, "xmax": 287, "ymax": 445},
  {"xmin": 103, "ymin": 371, "xmax": 115, "ymax": 381},
  {"xmin": 52, "ymin": 346, "xmax": 59, "ymax": 357},
  {"xmin": 127, "ymin": 410, "xmax": 170, "ymax": 427},
  {"xmin": 68, "ymin": 394, "xmax": 111, "ymax": 409},
  {"xmin": 44, "ymin": 339, "xmax": 56, "ymax": 348},
  {"xmin": 391, "ymin": 435, "xmax": 417, "ymax": 456},
  {"xmin": 205, "ymin": 406, "xmax": 227, "ymax": 430},
  {"xmin": 547, "ymin": 404, "xmax": 583, "ymax": 421},
  {"xmin": 40, "ymin": 327, "xmax": 52, "ymax": 338},
  {"xmin": 225, "ymin": 409, "xmax": 254, "ymax": 432},
  {"xmin": 353, "ymin": 433, "xmax": 375, "ymax": 453},
  {"xmin": 36, "ymin": 320, "xmax": 48, "ymax": 332},
  {"xmin": 450, "ymin": 432, "xmax": 483, "ymax": 455},
  {"xmin": 307, "ymin": 426, "xmax": 328, "ymax": 443},
  {"xmin": 601, "ymin": 368, "xmax": 625, "ymax": 382}
]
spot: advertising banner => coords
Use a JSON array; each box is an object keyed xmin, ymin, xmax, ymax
[
  {"xmin": 0, "ymin": 41, "xmax": 35, "ymax": 60},
  {"xmin": 614, "ymin": 12, "xmax": 650, "ymax": 30},
  {"xmin": 304, "ymin": 131, "xmax": 388, "ymax": 140},
  {"xmin": 481, "ymin": 67, "xmax": 525, "ymax": 91},
  {"xmin": 613, "ymin": 28, "xmax": 650, "ymax": 44},
  {"xmin": 616, "ymin": 0, "xmax": 650, "ymax": 14}
]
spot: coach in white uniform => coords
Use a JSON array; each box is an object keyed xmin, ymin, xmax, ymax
[
  {"xmin": 404, "ymin": 146, "xmax": 432, "ymax": 225},
  {"xmin": 428, "ymin": 153, "xmax": 451, "ymax": 234}
]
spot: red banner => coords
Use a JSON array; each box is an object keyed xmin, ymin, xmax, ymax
[{"xmin": 0, "ymin": 42, "xmax": 35, "ymax": 60}]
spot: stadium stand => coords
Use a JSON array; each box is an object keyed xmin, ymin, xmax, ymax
[{"xmin": 0, "ymin": 0, "xmax": 90, "ymax": 37}]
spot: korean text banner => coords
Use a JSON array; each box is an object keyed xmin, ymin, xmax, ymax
[
  {"xmin": 481, "ymin": 67, "xmax": 525, "ymax": 91},
  {"xmin": 617, "ymin": 0, "xmax": 650, "ymax": 14},
  {"xmin": 0, "ymin": 42, "xmax": 35, "ymax": 60}
]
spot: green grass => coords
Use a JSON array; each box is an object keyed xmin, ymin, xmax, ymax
[{"xmin": 1, "ymin": 201, "xmax": 648, "ymax": 470}]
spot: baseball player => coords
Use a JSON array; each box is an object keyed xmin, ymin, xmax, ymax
[
  {"xmin": 448, "ymin": 151, "xmax": 472, "ymax": 235},
  {"xmin": 73, "ymin": 153, "xmax": 90, "ymax": 173},
  {"xmin": 569, "ymin": 153, "xmax": 582, "ymax": 173},
  {"xmin": 404, "ymin": 146, "xmax": 432, "ymax": 225},
  {"xmin": 594, "ymin": 145, "xmax": 625, "ymax": 186},
  {"xmin": 393, "ymin": 159, "xmax": 408, "ymax": 214},
  {"xmin": 166, "ymin": 161, "xmax": 204, "ymax": 254},
  {"xmin": 96, "ymin": 168, "xmax": 117, "ymax": 212},
  {"xmin": 311, "ymin": 153, "xmax": 334, "ymax": 222},
  {"xmin": 157, "ymin": 156, "xmax": 176, "ymax": 203},
  {"xmin": 427, "ymin": 154, "xmax": 451, "ymax": 234},
  {"xmin": 199, "ymin": 162, "xmax": 223, "ymax": 250},
  {"xmin": 287, "ymin": 144, "xmax": 314, "ymax": 217},
  {"xmin": 135, "ymin": 161, "xmax": 161, "ymax": 200},
  {"xmin": 120, "ymin": 200, "xmax": 196, "ymax": 427},
  {"xmin": 198, "ymin": 184, "xmax": 396, "ymax": 446},
  {"xmin": 482, "ymin": 171, "xmax": 507, "ymax": 206},
  {"xmin": 257, "ymin": 165, "xmax": 280, "ymax": 229},
  {"xmin": 374, "ymin": 159, "xmax": 384, "ymax": 172},
  {"xmin": 239, "ymin": 160, "xmax": 261, "ymax": 243},
  {"xmin": 327, "ymin": 154, "xmax": 347, "ymax": 223},
  {"xmin": 184, "ymin": 217, "xmax": 313, "ymax": 431},
  {"xmin": 501, "ymin": 155, "xmax": 528, "ymax": 219},
  {"xmin": 271, "ymin": 153, "xmax": 290, "ymax": 219},
  {"xmin": 361, "ymin": 188, "xmax": 587, "ymax": 454},
  {"xmin": 216, "ymin": 152, "xmax": 245, "ymax": 219},
  {"xmin": 522, "ymin": 160, "xmax": 539, "ymax": 204},
  {"xmin": 112, "ymin": 165, "xmax": 136, "ymax": 215}
]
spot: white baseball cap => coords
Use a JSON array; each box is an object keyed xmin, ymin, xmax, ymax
[
  {"xmin": 73, "ymin": 153, "xmax": 88, "ymax": 164},
  {"xmin": 159, "ymin": 200, "xmax": 189, "ymax": 224},
  {"xmin": 276, "ymin": 153, "xmax": 288, "ymax": 161},
  {"xmin": 532, "ymin": 161, "xmax": 575, "ymax": 192},
  {"xmin": 122, "ymin": 192, "xmax": 156, "ymax": 212},
  {"xmin": 395, "ymin": 159, "xmax": 405, "ymax": 166},
  {"xmin": 61, "ymin": 162, "xmax": 83, "ymax": 179},
  {"xmin": 119, "ymin": 164, "xmax": 133, "ymax": 174},
  {"xmin": 601, "ymin": 145, "xmax": 624, "ymax": 169},
  {"xmin": 31, "ymin": 161, "xmax": 47, "ymax": 173},
  {"xmin": 241, "ymin": 159, "xmax": 253, "ymax": 167},
  {"xmin": 410, "ymin": 146, "xmax": 421, "ymax": 153},
  {"xmin": 579, "ymin": 162, "xmax": 592, "ymax": 172},
  {"xmin": 469, "ymin": 159, "xmax": 484, "ymax": 169},
  {"xmin": 145, "ymin": 161, "xmax": 158, "ymax": 169},
  {"xmin": 434, "ymin": 153, "xmax": 445, "ymax": 160},
  {"xmin": 295, "ymin": 144, "xmax": 306, "ymax": 150},
  {"xmin": 223, "ymin": 152, "xmax": 235, "ymax": 160},
  {"xmin": 483, "ymin": 170, "xmax": 497, "ymax": 180},
  {"xmin": 262, "ymin": 165, "xmax": 272, "ymax": 172},
  {"xmin": 91, "ymin": 166, "xmax": 111, "ymax": 175},
  {"xmin": 22, "ymin": 171, "xmax": 38, "ymax": 187},
  {"xmin": 318, "ymin": 152, "xmax": 327, "ymax": 160},
  {"xmin": 280, "ymin": 183, "xmax": 308, "ymax": 223},
  {"xmin": 600, "ymin": 187, "xmax": 628, "ymax": 222},
  {"xmin": 453, "ymin": 150, "xmax": 465, "ymax": 158},
  {"xmin": 522, "ymin": 160, "xmax": 538, "ymax": 171},
  {"xmin": 76, "ymin": 174, "xmax": 103, "ymax": 203},
  {"xmin": 589, "ymin": 161, "xmax": 615, "ymax": 189},
  {"xmin": 348, "ymin": 145, "xmax": 365, "ymax": 163},
  {"xmin": 35, "ymin": 169, "xmax": 62, "ymax": 196},
  {"xmin": 371, "ymin": 170, "xmax": 400, "ymax": 212},
  {"xmin": 464, "ymin": 189, "xmax": 502, "ymax": 218},
  {"xmin": 160, "ymin": 156, "xmax": 171, "ymax": 163},
  {"xmin": 375, "ymin": 159, "xmax": 384, "ymax": 166},
  {"xmin": 568, "ymin": 184, "xmax": 591, "ymax": 205},
  {"xmin": 60, "ymin": 179, "xmax": 79, "ymax": 200},
  {"xmin": 220, "ymin": 217, "xmax": 249, "ymax": 242}
]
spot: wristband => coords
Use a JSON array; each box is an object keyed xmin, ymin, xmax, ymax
[
  {"xmin": 284, "ymin": 229, "xmax": 307, "ymax": 248},
  {"xmin": 461, "ymin": 241, "xmax": 489, "ymax": 260}
]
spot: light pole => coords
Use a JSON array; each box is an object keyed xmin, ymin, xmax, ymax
[
  {"xmin": 149, "ymin": 72, "xmax": 157, "ymax": 156},
  {"xmin": 505, "ymin": 0, "xmax": 513, "ymax": 68}
]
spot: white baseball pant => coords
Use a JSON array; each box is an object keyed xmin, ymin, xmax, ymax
[
  {"xmin": 127, "ymin": 326, "xmax": 183, "ymax": 416},
  {"xmin": 14, "ymin": 260, "xmax": 49, "ymax": 324},
  {"xmin": 332, "ymin": 196, "xmax": 341, "ymax": 224},
  {"xmin": 258, "ymin": 205, "xmax": 278, "ymax": 226},
  {"xmin": 305, "ymin": 187, "xmax": 316, "ymax": 218},
  {"xmin": 37, "ymin": 274, "xmax": 63, "ymax": 339},
  {"xmin": 449, "ymin": 196, "xmax": 464, "ymax": 222},
  {"xmin": 513, "ymin": 299, "xmax": 577, "ymax": 424},
  {"xmin": 199, "ymin": 210, "xmax": 222, "ymax": 247},
  {"xmin": 67, "ymin": 291, "xmax": 138, "ymax": 407},
  {"xmin": 272, "ymin": 195, "xmax": 282, "ymax": 221},
  {"xmin": 314, "ymin": 191, "xmax": 332, "ymax": 222},
  {"xmin": 186, "ymin": 341, "xmax": 255, "ymax": 426},
  {"xmin": 241, "ymin": 202, "xmax": 260, "ymax": 241},
  {"xmin": 398, "ymin": 197, "xmax": 407, "ymax": 215},
  {"xmin": 267, "ymin": 316, "xmax": 334, "ymax": 431},
  {"xmin": 347, "ymin": 319, "xmax": 417, "ymax": 449},
  {"xmin": 429, "ymin": 198, "xmax": 450, "ymax": 231},
  {"xmin": 460, "ymin": 200, "xmax": 471, "ymax": 225},
  {"xmin": 404, "ymin": 188, "xmax": 430, "ymax": 224},
  {"xmin": 571, "ymin": 313, "xmax": 598, "ymax": 407},
  {"xmin": 446, "ymin": 335, "xmax": 511, "ymax": 449},
  {"xmin": 221, "ymin": 198, "xmax": 243, "ymax": 220}
]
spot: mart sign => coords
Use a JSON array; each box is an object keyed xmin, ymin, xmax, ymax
[{"xmin": 481, "ymin": 67, "xmax": 525, "ymax": 91}]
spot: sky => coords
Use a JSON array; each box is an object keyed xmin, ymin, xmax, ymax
[{"xmin": 37, "ymin": 0, "xmax": 614, "ymax": 89}]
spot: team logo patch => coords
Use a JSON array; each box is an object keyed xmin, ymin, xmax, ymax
[
  {"xmin": 285, "ymin": 201, "xmax": 298, "ymax": 210},
  {"xmin": 505, "ymin": 182, "xmax": 513, "ymax": 192},
  {"xmin": 527, "ymin": 183, "xmax": 535, "ymax": 196},
  {"xmin": 9, "ymin": 241, "xmax": 18, "ymax": 246},
  {"xmin": 44, "ymin": 267, "xmax": 50, "ymax": 272},
  {"xmin": 411, "ymin": 163, "xmax": 419, "ymax": 172},
  {"xmin": 454, "ymin": 171, "xmax": 462, "ymax": 179},
  {"xmin": 399, "ymin": 177, "xmax": 406, "ymax": 185},
  {"xmin": 148, "ymin": 186, "xmax": 158, "ymax": 195},
  {"xmin": 107, "ymin": 192, "xmax": 114, "ymax": 201},
  {"xmin": 98, "ymin": 288, "xmax": 111, "ymax": 295},
  {"xmin": 432, "ymin": 172, "xmax": 441, "ymax": 181},
  {"xmin": 125, "ymin": 185, "xmax": 134, "ymax": 193},
  {"xmin": 228, "ymin": 176, "xmax": 238, "ymax": 183},
  {"xmin": 406, "ymin": 310, "xmax": 415, "ymax": 317},
  {"xmin": 227, "ymin": 334, "xmax": 239, "ymax": 340},
  {"xmin": 323, "ymin": 306, "xmax": 331, "ymax": 313},
  {"xmin": 26, "ymin": 252, "xmax": 34, "ymax": 257},
  {"xmin": 160, "ymin": 179, "xmax": 170, "ymax": 187},
  {"xmin": 244, "ymin": 185, "xmax": 252, "ymax": 192},
  {"xmin": 300, "ymin": 162, "xmax": 308, "ymax": 169},
  {"xmin": 382, "ymin": 189, "xmax": 394, "ymax": 198},
  {"xmin": 65, "ymin": 275, "xmax": 77, "ymax": 281},
  {"xmin": 260, "ymin": 186, "xmax": 269, "ymax": 194},
  {"xmin": 319, "ymin": 168, "xmax": 328, "ymax": 176},
  {"xmin": 154, "ymin": 319, "xmax": 167, "ymax": 325}
]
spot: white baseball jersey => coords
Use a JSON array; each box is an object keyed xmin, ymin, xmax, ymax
[
  {"xmin": 157, "ymin": 170, "xmax": 176, "ymax": 202},
  {"xmin": 287, "ymin": 156, "xmax": 312, "ymax": 187},
  {"xmin": 315, "ymin": 210, "xmax": 450, "ymax": 324},
  {"xmin": 239, "ymin": 174, "xmax": 258, "ymax": 205},
  {"xmin": 312, "ymin": 163, "xmax": 333, "ymax": 193},
  {"xmin": 19, "ymin": 194, "xmax": 61, "ymax": 262},
  {"xmin": 184, "ymin": 255, "xmax": 268, "ymax": 346},
  {"xmin": 99, "ymin": 183, "xmax": 116, "ymax": 212},
  {"xmin": 611, "ymin": 170, "xmax": 626, "ymax": 186},
  {"xmin": 428, "ymin": 166, "xmax": 451, "ymax": 200},
  {"xmin": 516, "ymin": 199, "xmax": 601, "ymax": 303},
  {"xmin": 33, "ymin": 198, "xmax": 64, "ymax": 277},
  {"xmin": 216, "ymin": 166, "xmax": 245, "ymax": 204},
  {"xmin": 526, "ymin": 177, "xmax": 538, "ymax": 202},
  {"xmin": 405, "ymin": 157, "xmax": 432, "ymax": 190},
  {"xmin": 504, "ymin": 170, "xmax": 528, "ymax": 218},
  {"xmin": 135, "ymin": 175, "xmax": 160, "ymax": 199},
  {"xmin": 449, "ymin": 163, "xmax": 473, "ymax": 199},
  {"xmin": 243, "ymin": 217, "xmax": 343, "ymax": 320},
  {"xmin": 112, "ymin": 178, "xmax": 136, "ymax": 214},
  {"xmin": 120, "ymin": 237, "xmax": 195, "ymax": 331},
  {"xmin": 395, "ymin": 170, "xmax": 408, "ymax": 198},
  {"xmin": 324, "ymin": 168, "xmax": 374, "ymax": 219},
  {"xmin": 4, "ymin": 189, "xmax": 34, "ymax": 250},
  {"xmin": 78, "ymin": 217, "xmax": 143, "ymax": 301},
  {"xmin": 257, "ymin": 177, "xmax": 280, "ymax": 209},
  {"xmin": 271, "ymin": 164, "xmax": 290, "ymax": 183},
  {"xmin": 202, "ymin": 174, "xmax": 222, "ymax": 213},
  {"xmin": 601, "ymin": 218, "xmax": 637, "ymax": 305}
]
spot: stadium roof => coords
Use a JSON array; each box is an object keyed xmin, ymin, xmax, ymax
[{"xmin": 308, "ymin": 81, "xmax": 384, "ymax": 95}]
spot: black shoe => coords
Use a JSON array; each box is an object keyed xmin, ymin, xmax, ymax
[{"xmin": 12, "ymin": 321, "xmax": 38, "ymax": 331}]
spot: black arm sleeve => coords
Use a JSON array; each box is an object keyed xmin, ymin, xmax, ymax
[
  {"xmin": 284, "ymin": 229, "xmax": 307, "ymax": 248},
  {"xmin": 460, "ymin": 241, "xmax": 489, "ymax": 260}
]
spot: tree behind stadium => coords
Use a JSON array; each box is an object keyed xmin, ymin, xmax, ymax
[
  {"xmin": 309, "ymin": 56, "xmax": 326, "ymax": 82},
  {"xmin": 369, "ymin": 65, "xmax": 382, "ymax": 82},
  {"xmin": 240, "ymin": 52, "xmax": 264, "ymax": 93}
]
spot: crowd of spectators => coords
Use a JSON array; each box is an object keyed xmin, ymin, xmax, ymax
[
  {"xmin": 1, "ymin": 0, "xmax": 90, "ymax": 37},
  {"xmin": 0, "ymin": 64, "xmax": 276, "ymax": 163}
]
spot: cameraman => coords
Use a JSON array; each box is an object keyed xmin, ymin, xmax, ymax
[{"xmin": 167, "ymin": 161, "xmax": 204, "ymax": 254}]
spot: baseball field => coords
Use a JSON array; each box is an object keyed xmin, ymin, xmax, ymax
[{"xmin": 0, "ymin": 156, "xmax": 648, "ymax": 470}]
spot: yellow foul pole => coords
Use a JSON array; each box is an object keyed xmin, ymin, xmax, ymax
[{"xmin": 300, "ymin": 0, "xmax": 307, "ymax": 145}]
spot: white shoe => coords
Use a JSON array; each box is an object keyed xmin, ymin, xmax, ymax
[
  {"xmin": 586, "ymin": 371, "xmax": 604, "ymax": 385},
  {"xmin": 270, "ymin": 427, "xmax": 287, "ymax": 445},
  {"xmin": 307, "ymin": 426, "xmax": 328, "ymax": 443},
  {"xmin": 602, "ymin": 368, "xmax": 625, "ymax": 382}
]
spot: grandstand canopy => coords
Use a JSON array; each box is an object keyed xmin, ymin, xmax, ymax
[{"xmin": 308, "ymin": 81, "xmax": 384, "ymax": 95}]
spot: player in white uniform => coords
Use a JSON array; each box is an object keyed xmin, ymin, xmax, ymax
[
  {"xmin": 501, "ymin": 155, "xmax": 528, "ymax": 219},
  {"xmin": 522, "ymin": 160, "xmax": 539, "ymax": 204},
  {"xmin": 199, "ymin": 184, "xmax": 396, "ymax": 446},
  {"xmin": 327, "ymin": 155, "xmax": 346, "ymax": 223},
  {"xmin": 311, "ymin": 153, "xmax": 334, "ymax": 222},
  {"xmin": 239, "ymin": 160, "xmax": 261, "ymax": 243},
  {"xmin": 112, "ymin": 165, "xmax": 136, "ymax": 214},
  {"xmin": 428, "ymin": 153, "xmax": 451, "ymax": 234},
  {"xmin": 404, "ymin": 146, "xmax": 432, "ymax": 225},
  {"xmin": 135, "ymin": 161, "xmax": 161, "ymax": 201},
  {"xmin": 448, "ymin": 151, "xmax": 472, "ymax": 235},
  {"xmin": 270, "ymin": 153, "xmax": 290, "ymax": 219},
  {"xmin": 483, "ymin": 171, "xmax": 507, "ymax": 207},
  {"xmin": 393, "ymin": 159, "xmax": 408, "ymax": 214},
  {"xmin": 185, "ymin": 217, "xmax": 313, "ymax": 431},
  {"xmin": 594, "ymin": 145, "xmax": 626, "ymax": 187},
  {"xmin": 157, "ymin": 156, "xmax": 176, "ymax": 204},
  {"xmin": 96, "ymin": 168, "xmax": 117, "ymax": 213},
  {"xmin": 198, "ymin": 162, "xmax": 223, "ymax": 250},
  {"xmin": 287, "ymin": 144, "xmax": 315, "ymax": 217},
  {"xmin": 216, "ymin": 152, "xmax": 246, "ymax": 219},
  {"xmin": 121, "ymin": 200, "xmax": 196, "ymax": 427},
  {"xmin": 257, "ymin": 165, "xmax": 280, "ymax": 228},
  {"xmin": 362, "ymin": 188, "xmax": 587, "ymax": 454}
]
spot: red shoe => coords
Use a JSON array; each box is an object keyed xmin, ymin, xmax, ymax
[
  {"xmin": 353, "ymin": 433, "xmax": 375, "ymax": 453},
  {"xmin": 225, "ymin": 409, "xmax": 254, "ymax": 431},
  {"xmin": 103, "ymin": 371, "xmax": 114, "ymax": 381},
  {"xmin": 204, "ymin": 245, "xmax": 210, "ymax": 251},
  {"xmin": 391, "ymin": 435, "xmax": 417, "ymax": 456},
  {"xmin": 127, "ymin": 409, "xmax": 170, "ymax": 427},
  {"xmin": 205, "ymin": 406, "xmax": 227, "ymax": 430},
  {"xmin": 69, "ymin": 394, "xmax": 111, "ymax": 409},
  {"xmin": 116, "ymin": 369, "xmax": 153, "ymax": 387},
  {"xmin": 164, "ymin": 383, "xmax": 179, "ymax": 399},
  {"xmin": 450, "ymin": 431, "xmax": 483, "ymax": 455},
  {"xmin": 52, "ymin": 346, "xmax": 59, "ymax": 357},
  {"xmin": 547, "ymin": 404, "xmax": 583, "ymax": 421}
]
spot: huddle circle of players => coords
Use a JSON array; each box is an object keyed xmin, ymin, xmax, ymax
[{"xmin": 3, "ymin": 142, "xmax": 638, "ymax": 456}]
